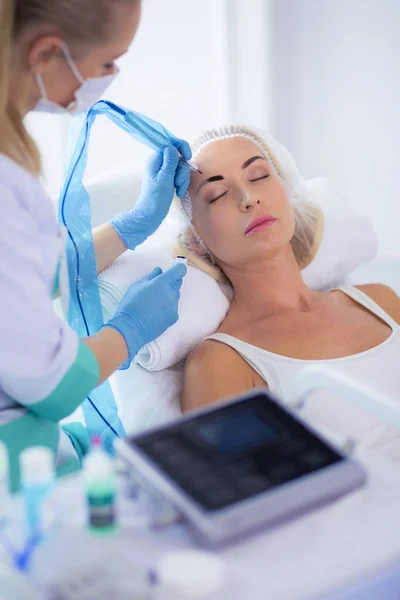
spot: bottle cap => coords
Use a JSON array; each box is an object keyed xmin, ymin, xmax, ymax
[
  {"xmin": 84, "ymin": 441, "xmax": 114, "ymax": 483},
  {"xmin": 20, "ymin": 447, "xmax": 55, "ymax": 485},
  {"xmin": 91, "ymin": 435, "xmax": 102, "ymax": 448},
  {"xmin": 156, "ymin": 550, "xmax": 225, "ymax": 597},
  {"xmin": 174, "ymin": 256, "xmax": 188, "ymax": 266}
]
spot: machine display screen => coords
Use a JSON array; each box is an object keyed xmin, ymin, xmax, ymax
[{"xmin": 190, "ymin": 408, "xmax": 279, "ymax": 455}]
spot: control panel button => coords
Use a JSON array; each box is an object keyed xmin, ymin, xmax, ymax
[
  {"xmin": 148, "ymin": 439, "xmax": 197, "ymax": 470},
  {"xmin": 226, "ymin": 458, "xmax": 257, "ymax": 477},
  {"xmin": 267, "ymin": 462, "xmax": 300, "ymax": 484},
  {"xmin": 237, "ymin": 474, "xmax": 271, "ymax": 496},
  {"xmin": 161, "ymin": 450, "xmax": 194, "ymax": 468},
  {"xmin": 298, "ymin": 450, "xmax": 328, "ymax": 470},
  {"xmin": 189, "ymin": 473, "xmax": 222, "ymax": 491},
  {"xmin": 150, "ymin": 438, "xmax": 182, "ymax": 454},
  {"xmin": 203, "ymin": 486, "xmax": 238, "ymax": 509},
  {"xmin": 178, "ymin": 464, "xmax": 219, "ymax": 487},
  {"xmin": 277, "ymin": 438, "xmax": 307, "ymax": 457},
  {"xmin": 176, "ymin": 458, "xmax": 209, "ymax": 476}
]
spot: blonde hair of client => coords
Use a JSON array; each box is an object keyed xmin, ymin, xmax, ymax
[{"xmin": 176, "ymin": 126, "xmax": 400, "ymax": 463}]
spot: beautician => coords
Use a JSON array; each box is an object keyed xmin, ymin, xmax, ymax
[{"xmin": 0, "ymin": 0, "xmax": 190, "ymax": 488}]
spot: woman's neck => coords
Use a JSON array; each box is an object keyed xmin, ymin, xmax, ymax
[{"xmin": 222, "ymin": 245, "xmax": 316, "ymax": 320}]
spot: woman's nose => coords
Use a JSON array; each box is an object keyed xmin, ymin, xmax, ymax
[{"xmin": 240, "ymin": 190, "xmax": 261, "ymax": 211}]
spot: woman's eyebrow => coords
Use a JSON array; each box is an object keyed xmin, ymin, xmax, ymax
[
  {"xmin": 242, "ymin": 155, "xmax": 266, "ymax": 169},
  {"xmin": 198, "ymin": 175, "xmax": 224, "ymax": 191}
]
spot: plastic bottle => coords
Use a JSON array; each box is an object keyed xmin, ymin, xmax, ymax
[
  {"xmin": 84, "ymin": 436, "xmax": 117, "ymax": 534},
  {"xmin": 20, "ymin": 447, "xmax": 55, "ymax": 539}
]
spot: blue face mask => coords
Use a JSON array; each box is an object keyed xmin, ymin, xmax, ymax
[{"xmin": 34, "ymin": 44, "xmax": 119, "ymax": 115}]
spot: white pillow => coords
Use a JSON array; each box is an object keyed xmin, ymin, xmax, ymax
[{"xmin": 302, "ymin": 178, "xmax": 378, "ymax": 289}]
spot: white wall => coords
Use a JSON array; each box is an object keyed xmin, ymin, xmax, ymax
[
  {"xmin": 81, "ymin": 0, "xmax": 233, "ymax": 184},
  {"xmin": 271, "ymin": 0, "xmax": 400, "ymax": 260},
  {"xmin": 25, "ymin": 112, "xmax": 71, "ymax": 198}
]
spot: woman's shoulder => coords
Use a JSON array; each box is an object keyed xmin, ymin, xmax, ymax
[
  {"xmin": 185, "ymin": 338, "xmax": 250, "ymax": 380},
  {"xmin": 0, "ymin": 154, "xmax": 51, "ymax": 218},
  {"xmin": 0, "ymin": 153, "xmax": 38, "ymax": 186},
  {"xmin": 182, "ymin": 339, "xmax": 261, "ymax": 412},
  {"xmin": 354, "ymin": 283, "xmax": 400, "ymax": 324}
]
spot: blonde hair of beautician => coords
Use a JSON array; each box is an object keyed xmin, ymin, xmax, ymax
[{"xmin": 0, "ymin": 0, "xmax": 138, "ymax": 176}]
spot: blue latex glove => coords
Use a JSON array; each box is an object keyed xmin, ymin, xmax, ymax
[
  {"xmin": 61, "ymin": 422, "xmax": 90, "ymax": 463},
  {"xmin": 105, "ymin": 262, "xmax": 187, "ymax": 369},
  {"xmin": 110, "ymin": 141, "xmax": 191, "ymax": 250}
]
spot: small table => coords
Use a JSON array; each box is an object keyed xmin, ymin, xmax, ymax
[{"xmin": 30, "ymin": 449, "xmax": 400, "ymax": 600}]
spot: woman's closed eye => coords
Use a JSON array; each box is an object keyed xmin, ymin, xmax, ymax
[
  {"xmin": 209, "ymin": 190, "xmax": 228, "ymax": 204},
  {"xmin": 249, "ymin": 174, "xmax": 269, "ymax": 182}
]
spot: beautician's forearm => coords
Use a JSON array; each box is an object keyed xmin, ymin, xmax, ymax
[
  {"xmin": 93, "ymin": 223, "xmax": 127, "ymax": 274},
  {"xmin": 82, "ymin": 327, "xmax": 129, "ymax": 384}
]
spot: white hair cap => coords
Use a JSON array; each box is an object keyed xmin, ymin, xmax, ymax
[{"xmin": 180, "ymin": 124, "xmax": 309, "ymax": 220}]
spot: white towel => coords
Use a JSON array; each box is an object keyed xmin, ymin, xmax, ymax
[
  {"xmin": 98, "ymin": 246, "xmax": 230, "ymax": 371},
  {"xmin": 99, "ymin": 247, "xmax": 173, "ymax": 320}
]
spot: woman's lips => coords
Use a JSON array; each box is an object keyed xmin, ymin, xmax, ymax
[{"xmin": 245, "ymin": 215, "xmax": 277, "ymax": 235}]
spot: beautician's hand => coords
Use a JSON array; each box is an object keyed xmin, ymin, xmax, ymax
[
  {"xmin": 104, "ymin": 262, "xmax": 187, "ymax": 369},
  {"xmin": 110, "ymin": 141, "xmax": 191, "ymax": 250}
]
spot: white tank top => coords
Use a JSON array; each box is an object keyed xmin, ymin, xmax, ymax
[{"xmin": 207, "ymin": 285, "xmax": 400, "ymax": 462}]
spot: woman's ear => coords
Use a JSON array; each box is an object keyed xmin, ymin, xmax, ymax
[
  {"xmin": 28, "ymin": 35, "xmax": 64, "ymax": 74},
  {"xmin": 184, "ymin": 227, "xmax": 207, "ymax": 257}
]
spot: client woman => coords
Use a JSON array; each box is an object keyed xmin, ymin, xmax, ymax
[{"xmin": 178, "ymin": 126, "xmax": 400, "ymax": 461}]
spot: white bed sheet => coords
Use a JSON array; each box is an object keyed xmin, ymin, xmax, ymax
[{"xmin": 111, "ymin": 362, "xmax": 184, "ymax": 435}]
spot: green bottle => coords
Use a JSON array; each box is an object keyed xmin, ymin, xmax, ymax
[{"xmin": 84, "ymin": 437, "xmax": 117, "ymax": 534}]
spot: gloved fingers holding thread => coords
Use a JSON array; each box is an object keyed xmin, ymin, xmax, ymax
[
  {"xmin": 172, "ymin": 138, "xmax": 192, "ymax": 199},
  {"xmin": 148, "ymin": 146, "xmax": 178, "ymax": 181},
  {"xmin": 110, "ymin": 142, "xmax": 192, "ymax": 250},
  {"xmin": 174, "ymin": 160, "xmax": 191, "ymax": 199},
  {"xmin": 156, "ymin": 144, "xmax": 190, "ymax": 198},
  {"xmin": 104, "ymin": 262, "xmax": 187, "ymax": 369},
  {"xmin": 172, "ymin": 138, "xmax": 192, "ymax": 162},
  {"xmin": 148, "ymin": 144, "xmax": 191, "ymax": 196}
]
